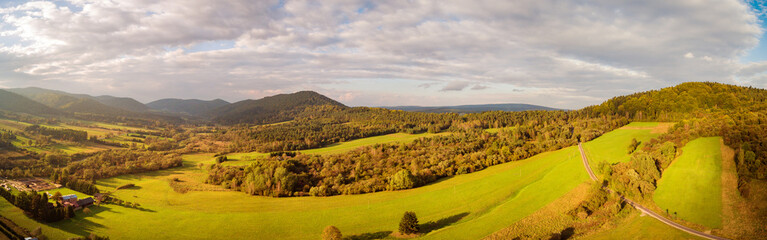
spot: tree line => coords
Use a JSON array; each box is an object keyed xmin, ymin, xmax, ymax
[{"xmin": 206, "ymin": 115, "xmax": 627, "ymax": 197}]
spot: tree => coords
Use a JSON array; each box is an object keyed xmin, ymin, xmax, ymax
[
  {"xmin": 82, "ymin": 207, "xmax": 92, "ymax": 215},
  {"xmin": 389, "ymin": 169, "xmax": 416, "ymax": 190},
  {"xmin": 627, "ymin": 138, "xmax": 640, "ymax": 154},
  {"xmin": 322, "ymin": 226, "xmax": 342, "ymax": 240},
  {"xmin": 399, "ymin": 211, "xmax": 419, "ymax": 234}
]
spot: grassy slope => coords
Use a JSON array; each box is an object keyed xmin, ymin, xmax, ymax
[
  {"xmin": 1, "ymin": 145, "xmax": 588, "ymax": 240},
  {"xmin": 223, "ymin": 132, "xmax": 451, "ymax": 165},
  {"xmin": 298, "ymin": 132, "xmax": 450, "ymax": 155},
  {"xmin": 653, "ymin": 137, "xmax": 723, "ymax": 229},
  {"xmin": 585, "ymin": 212, "xmax": 703, "ymax": 240},
  {"xmin": 581, "ymin": 122, "xmax": 666, "ymax": 177}
]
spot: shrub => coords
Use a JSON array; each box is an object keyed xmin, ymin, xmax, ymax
[
  {"xmin": 399, "ymin": 211, "xmax": 419, "ymax": 234},
  {"xmin": 389, "ymin": 169, "xmax": 416, "ymax": 190},
  {"xmin": 322, "ymin": 226, "xmax": 342, "ymax": 240}
]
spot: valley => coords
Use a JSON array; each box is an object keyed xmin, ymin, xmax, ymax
[{"xmin": 0, "ymin": 82, "xmax": 765, "ymax": 240}]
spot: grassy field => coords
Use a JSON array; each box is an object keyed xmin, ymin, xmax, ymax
[
  {"xmin": 0, "ymin": 142, "xmax": 589, "ymax": 240},
  {"xmin": 584, "ymin": 212, "xmax": 703, "ymax": 240},
  {"xmin": 581, "ymin": 122, "xmax": 668, "ymax": 176},
  {"xmin": 653, "ymin": 137, "xmax": 723, "ymax": 229},
  {"xmin": 222, "ymin": 132, "xmax": 451, "ymax": 165},
  {"xmin": 298, "ymin": 132, "xmax": 450, "ymax": 155}
]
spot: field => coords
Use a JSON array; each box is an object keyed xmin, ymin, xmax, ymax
[
  {"xmin": 581, "ymin": 122, "xmax": 670, "ymax": 176},
  {"xmin": 0, "ymin": 141, "xmax": 589, "ymax": 240},
  {"xmin": 222, "ymin": 132, "xmax": 451, "ymax": 165},
  {"xmin": 653, "ymin": 137, "xmax": 723, "ymax": 229},
  {"xmin": 584, "ymin": 212, "xmax": 703, "ymax": 240}
]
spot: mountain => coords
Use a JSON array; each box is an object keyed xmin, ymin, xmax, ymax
[
  {"xmin": 385, "ymin": 103, "xmax": 561, "ymax": 113},
  {"xmin": 147, "ymin": 98, "xmax": 230, "ymax": 116},
  {"xmin": 94, "ymin": 95, "xmax": 149, "ymax": 112},
  {"xmin": 209, "ymin": 91, "xmax": 347, "ymax": 124},
  {"xmin": 7, "ymin": 87, "xmax": 148, "ymax": 113},
  {"xmin": 0, "ymin": 89, "xmax": 62, "ymax": 116}
]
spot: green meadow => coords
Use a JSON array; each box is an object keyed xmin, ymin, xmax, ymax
[
  {"xmin": 653, "ymin": 137, "xmax": 723, "ymax": 229},
  {"xmin": 585, "ymin": 212, "xmax": 704, "ymax": 240},
  {"xmin": 222, "ymin": 132, "xmax": 451, "ymax": 165},
  {"xmin": 0, "ymin": 141, "xmax": 588, "ymax": 240},
  {"xmin": 581, "ymin": 122, "xmax": 666, "ymax": 176}
]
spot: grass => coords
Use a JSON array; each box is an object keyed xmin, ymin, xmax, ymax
[
  {"xmin": 222, "ymin": 132, "xmax": 451, "ymax": 165},
  {"xmin": 581, "ymin": 122, "xmax": 667, "ymax": 176},
  {"xmin": 298, "ymin": 132, "xmax": 449, "ymax": 155},
  {"xmin": 653, "ymin": 137, "xmax": 723, "ymax": 229},
  {"xmin": 0, "ymin": 142, "xmax": 589, "ymax": 240},
  {"xmin": 584, "ymin": 212, "xmax": 704, "ymax": 240}
]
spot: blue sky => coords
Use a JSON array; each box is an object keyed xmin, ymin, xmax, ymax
[
  {"xmin": 0, "ymin": 0, "xmax": 766, "ymax": 109},
  {"xmin": 742, "ymin": 0, "xmax": 767, "ymax": 63}
]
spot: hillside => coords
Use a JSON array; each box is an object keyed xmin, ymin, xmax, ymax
[
  {"xmin": 147, "ymin": 98, "xmax": 230, "ymax": 116},
  {"xmin": 94, "ymin": 95, "xmax": 149, "ymax": 112},
  {"xmin": 0, "ymin": 89, "xmax": 62, "ymax": 116},
  {"xmin": 209, "ymin": 91, "xmax": 347, "ymax": 124},
  {"xmin": 385, "ymin": 103, "xmax": 561, "ymax": 113},
  {"xmin": 7, "ymin": 87, "xmax": 147, "ymax": 114},
  {"xmin": 584, "ymin": 82, "xmax": 767, "ymax": 120}
]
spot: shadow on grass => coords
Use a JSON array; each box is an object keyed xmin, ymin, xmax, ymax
[
  {"xmin": 548, "ymin": 227, "xmax": 575, "ymax": 240},
  {"xmin": 419, "ymin": 212, "xmax": 469, "ymax": 234},
  {"xmin": 343, "ymin": 231, "xmax": 392, "ymax": 240}
]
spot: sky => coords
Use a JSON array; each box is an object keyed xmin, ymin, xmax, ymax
[{"xmin": 0, "ymin": 0, "xmax": 766, "ymax": 109}]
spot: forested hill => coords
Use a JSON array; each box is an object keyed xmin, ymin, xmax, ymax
[
  {"xmin": 93, "ymin": 95, "xmax": 149, "ymax": 112},
  {"xmin": 5, "ymin": 87, "xmax": 180, "ymax": 123},
  {"xmin": 583, "ymin": 82, "xmax": 767, "ymax": 182},
  {"xmin": 583, "ymin": 82, "xmax": 767, "ymax": 120},
  {"xmin": 0, "ymin": 89, "xmax": 62, "ymax": 116},
  {"xmin": 147, "ymin": 98, "xmax": 230, "ymax": 116},
  {"xmin": 385, "ymin": 103, "xmax": 561, "ymax": 113},
  {"xmin": 209, "ymin": 91, "xmax": 347, "ymax": 124}
]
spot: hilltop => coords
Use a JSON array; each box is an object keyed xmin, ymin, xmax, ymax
[{"xmin": 208, "ymin": 91, "xmax": 347, "ymax": 124}]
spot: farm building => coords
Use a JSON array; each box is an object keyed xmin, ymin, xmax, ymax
[
  {"xmin": 61, "ymin": 194, "xmax": 78, "ymax": 206},
  {"xmin": 76, "ymin": 197, "xmax": 95, "ymax": 208}
]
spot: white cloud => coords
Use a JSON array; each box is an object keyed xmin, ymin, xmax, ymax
[{"xmin": 0, "ymin": 0, "xmax": 763, "ymax": 109}]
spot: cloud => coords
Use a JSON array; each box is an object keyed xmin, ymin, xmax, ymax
[
  {"xmin": 0, "ymin": 0, "xmax": 762, "ymax": 109},
  {"xmin": 471, "ymin": 84, "xmax": 488, "ymax": 90},
  {"xmin": 441, "ymin": 81, "xmax": 470, "ymax": 91}
]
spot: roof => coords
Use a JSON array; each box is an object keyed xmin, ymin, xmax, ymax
[
  {"xmin": 62, "ymin": 194, "xmax": 77, "ymax": 200},
  {"xmin": 76, "ymin": 197, "xmax": 94, "ymax": 206}
]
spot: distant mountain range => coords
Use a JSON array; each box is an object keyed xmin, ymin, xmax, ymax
[
  {"xmin": 384, "ymin": 103, "xmax": 561, "ymax": 113},
  {"xmin": 0, "ymin": 87, "xmax": 563, "ymax": 124}
]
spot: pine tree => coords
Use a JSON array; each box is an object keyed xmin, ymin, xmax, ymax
[{"xmin": 399, "ymin": 211, "xmax": 419, "ymax": 234}]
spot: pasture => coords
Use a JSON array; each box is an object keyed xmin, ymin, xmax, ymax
[
  {"xmin": 222, "ymin": 132, "xmax": 451, "ymax": 165},
  {"xmin": 581, "ymin": 122, "xmax": 668, "ymax": 176},
  {"xmin": 585, "ymin": 212, "xmax": 703, "ymax": 240},
  {"xmin": 653, "ymin": 137, "xmax": 723, "ymax": 229},
  {"xmin": 0, "ymin": 142, "xmax": 589, "ymax": 240}
]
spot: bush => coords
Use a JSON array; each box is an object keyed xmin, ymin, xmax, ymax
[
  {"xmin": 399, "ymin": 211, "xmax": 419, "ymax": 234},
  {"xmin": 389, "ymin": 169, "xmax": 416, "ymax": 190},
  {"xmin": 322, "ymin": 226, "xmax": 342, "ymax": 240}
]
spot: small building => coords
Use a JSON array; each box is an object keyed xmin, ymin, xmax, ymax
[
  {"xmin": 76, "ymin": 197, "xmax": 94, "ymax": 208},
  {"xmin": 61, "ymin": 194, "xmax": 78, "ymax": 206}
]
